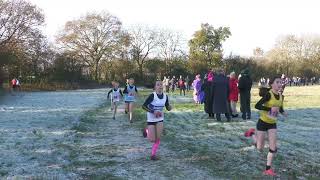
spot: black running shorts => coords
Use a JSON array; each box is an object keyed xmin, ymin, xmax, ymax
[
  {"xmin": 147, "ymin": 120, "xmax": 163, "ymax": 126},
  {"xmin": 256, "ymin": 119, "xmax": 277, "ymax": 131}
]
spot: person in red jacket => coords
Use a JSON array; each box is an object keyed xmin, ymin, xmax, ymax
[
  {"xmin": 178, "ymin": 75, "xmax": 186, "ymax": 96},
  {"xmin": 11, "ymin": 78, "xmax": 17, "ymax": 89},
  {"xmin": 229, "ymin": 72, "xmax": 239, "ymax": 118}
]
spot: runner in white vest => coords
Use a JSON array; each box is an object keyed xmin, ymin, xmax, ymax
[
  {"xmin": 107, "ymin": 81, "xmax": 123, "ymax": 120},
  {"xmin": 146, "ymin": 92, "xmax": 167, "ymax": 123},
  {"xmin": 123, "ymin": 78, "xmax": 138, "ymax": 123},
  {"xmin": 142, "ymin": 81, "xmax": 172, "ymax": 160}
]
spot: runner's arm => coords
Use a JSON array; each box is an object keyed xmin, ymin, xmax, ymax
[
  {"xmin": 135, "ymin": 86, "xmax": 138, "ymax": 96},
  {"xmin": 255, "ymin": 93, "xmax": 271, "ymax": 111},
  {"xmin": 107, "ymin": 89, "xmax": 112, "ymax": 99},
  {"xmin": 142, "ymin": 94, "xmax": 154, "ymax": 113},
  {"xmin": 123, "ymin": 86, "xmax": 128, "ymax": 94},
  {"xmin": 279, "ymin": 95, "xmax": 285, "ymax": 113},
  {"xmin": 165, "ymin": 96, "xmax": 172, "ymax": 111}
]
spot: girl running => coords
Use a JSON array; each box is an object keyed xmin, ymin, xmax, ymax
[
  {"xmin": 244, "ymin": 76, "xmax": 288, "ymax": 176},
  {"xmin": 107, "ymin": 81, "xmax": 123, "ymax": 120},
  {"xmin": 123, "ymin": 78, "xmax": 138, "ymax": 123},
  {"xmin": 142, "ymin": 81, "xmax": 172, "ymax": 160}
]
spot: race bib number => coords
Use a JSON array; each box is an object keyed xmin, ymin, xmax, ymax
[
  {"xmin": 154, "ymin": 111, "xmax": 163, "ymax": 118},
  {"xmin": 125, "ymin": 94, "xmax": 135, "ymax": 102},
  {"xmin": 268, "ymin": 111, "xmax": 278, "ymax": 118}
]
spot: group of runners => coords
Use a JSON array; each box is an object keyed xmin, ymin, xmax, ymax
[
  {"xmin": 107, "ymin": 73, "xmax": 287, "ymax": 176},
  {"xmin": 107, "ymin": 78, "xmax": 171, "ymax": 161}
]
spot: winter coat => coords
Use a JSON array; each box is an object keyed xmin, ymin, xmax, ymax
[
  {"xmin": 238, "ymin": 74, "xmax": 252, "ymax": 93},
  {"xmin": 212, "ymin": 74, "xmax": 230, "ymax": 113},
  {"xmin": 229, "ymin": 77, "xmax": 239, "ymax": 101}
]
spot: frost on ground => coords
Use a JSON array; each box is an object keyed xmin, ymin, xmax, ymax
[
  {"xmin": 164, "ymin": 89, "xmax": 320, "ymax": 179},
  {"xmin": 0, "ymin": 87, "xmax": 319, "ymax": 179},
  {"xmin": 0, "ymin": 90, "xmax": 214, "ymax": 179},
  {"xmin": 0, "ymin": 90, "xmax": 107, "ymax": 179},
  {"xmin": 64, "ymin": 103, "xmax": 214, "ymax": 179}
]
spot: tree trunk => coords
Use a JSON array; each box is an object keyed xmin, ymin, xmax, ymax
[
  {"xmin": 165, "ymin": 58, "xmax": 168, "ymax": 75},
  {"xmin": 139, "ymin": 64, "xmax": 143, "ymax": 79},
  {"xmin": 95, "ymin": 60, "xmax": 99, "ymax": 81}
]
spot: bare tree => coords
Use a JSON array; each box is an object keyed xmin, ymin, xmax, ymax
[
  {"xmin": 253, "ymin": 47, "xmax": 264, "ymax": 58},
  {"xmin": 158, "ymin": 29, "xmax": 185, "ymax": 74},
  {"xmin": 128, "ymin": 25, "xmax": 160, "ymax": 78},
  {"xmin": 0, "ymin": 0, "xmax": 44, "ymax": 47},
  {"xmin": 57, "ymin": 12, "xmax": 123, "ymax": 81},
  {"xmin": 24, "ymin": 31, "xmax": 54, "ymax": 77}
]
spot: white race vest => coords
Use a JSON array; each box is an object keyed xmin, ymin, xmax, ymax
[
  {"xmin": 124, "ymin": 85, "xmax": 136, "ymax": 102},
  {"xmin": 111, "ymin": 89, "xmax": 121, "ymax": 102},
  {"xmin": 147, "ymin": 92, "xmax": 167, "ymax": 122}
]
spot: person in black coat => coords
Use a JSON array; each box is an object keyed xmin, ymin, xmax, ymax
[
  {"xmin": 212, "ymin": 69, "xmax": 231, "ymax": 122},
  {"xmin": 202, "ymin": 70, "xmax": 214, "ymax": 118},
  {"xmin": 238, "ymin": 69, "xmax": 253, "ymax": 120}
]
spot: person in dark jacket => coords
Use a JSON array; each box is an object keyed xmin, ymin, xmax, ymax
[
  {"xmin": 212, "ymin": 69, "xmax": 231, "ymax": 122},
  {"xmin": 185, "ymin": 76, "xmax": 190, "ymax": 91},
  {"xmin": 238, "ymin": 69, "xmax": 253, "ymax": 120},
  {"xmin": 202, "ymin": 70, "xmax": 214, "ymax": 118}
]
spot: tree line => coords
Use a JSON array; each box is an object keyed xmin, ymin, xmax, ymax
[{"xmin": 1, "ymin": 0, "xmax": 320, "ymax": 89}]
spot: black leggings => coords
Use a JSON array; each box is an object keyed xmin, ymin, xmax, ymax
[{"xmin": 180, "ymin": 88, "xmax": 185, "ymax": 96}]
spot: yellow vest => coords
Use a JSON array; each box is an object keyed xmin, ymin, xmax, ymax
[{"xmin": 260, "ymin": 91, "xmax": 283, "ymax": 124}]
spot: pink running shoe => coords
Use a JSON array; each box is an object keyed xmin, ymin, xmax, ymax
[
  {"xmin": 244, "ymin": 128, "xmax": 255, "ymax": 137},
  {"xmin": 263, "ymin": 169, "xmax": 277, "ymax": 176}
]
